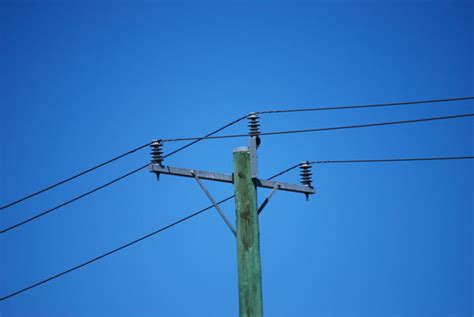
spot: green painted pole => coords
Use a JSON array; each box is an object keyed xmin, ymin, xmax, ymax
[{"xmin": 233, "ymin": 147, "xmax": 263, "ymax": 317}]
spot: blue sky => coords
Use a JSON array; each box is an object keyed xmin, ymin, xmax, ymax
[{"xmin": 1, "ymin": 1, "xmax": 473, "ymax": 316}]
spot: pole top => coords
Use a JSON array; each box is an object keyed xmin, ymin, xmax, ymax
[{"xmin": 233, "ymin": 146, "xmax": 249, "ymax": 153}]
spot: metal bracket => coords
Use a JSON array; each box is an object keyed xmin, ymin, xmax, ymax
[
  {"xmin": 150, "ymin": 164, "xmax": 315, "ymax": 195},
  {"xmin": 257, "ymin": 183, "xmax": 280, "ymax": 215},
  {"xmin": 254, "ymin": 178, "xmax": 315, "ymax": 195},
  {"xmin": 249, "ymin": 137, "xmax": 258, "ymax": 179},
  {"xmin": 151, "ymin": 165, "xmax": 233, "ymax": 183},
  {"xmin": 191, "ymin": 170, "xmax": 237, "ymax": 237}
]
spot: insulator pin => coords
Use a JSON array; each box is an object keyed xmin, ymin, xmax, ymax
[
  {"xmin": 299, "ymin": 162, "xmax": 313, "ymax": 188},
  {"xmin": 248, "ymin": 112, "xmax": 260, "ymax": 137},
  {"xmin": 150, "ymin": 140, "xmax": 164, "ymax": 166}
]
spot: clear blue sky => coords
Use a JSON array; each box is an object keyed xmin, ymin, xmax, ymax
[{"xmin": 1, "ymin": 1, "xmax": 473, "ymax": 316}]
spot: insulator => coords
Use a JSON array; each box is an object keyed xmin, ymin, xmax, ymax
[
  {"xmin": 248, "ymin": 112, "xmax": 260, "ymax": 137},
  {"xmin": 299, "ymin": 161, "xmax": 313, "ymax": 188},
  {"xmin": 150, "ymin": 140, "xmax": 164, "ymax": 166}
]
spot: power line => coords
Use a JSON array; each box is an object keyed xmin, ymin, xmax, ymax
[
  {"xmin": 3, "ymin": 96, "xmax": 473, "ymax": 211},
  {"xmin": 3, "ymin": 113, "xmax": 473, "ymax": 234},
  {"xmin": 238, "ymin": 156, "xmax": 474, "ymax": 183},
  {"xmin": 0, "ymin": 116, "xmax": 248, "ymax": 212},
  {"xmin": 3, "ymin": 96, "xmax": 472, "ymax": 211},
  {"xmin": 265, "ymin": 163, "xmax": 301, "ymax": 180},
  {"xmin": 2, "ymin": 154, "xmax": 472, "ymax": 300},
  {"xmin": 0, "ymin": 165, "xmax": 295, "ymax": 301},
  {"xmin": 0, "ymin": 143, "xmax": 150, "ymax": 211},
  {"xmin": 310, "ymin": 156, "xmax": 474, "ymax": 165},
  {"xmin": 0, "ymin": 164, "xmax": 148, "ymax": 235},
  {"xmin": 161, "ymin": 113, "xmax": 474, "ymax": 142},
  {"xmin": 163, "ymin": 115, "xmax": 247, "ymax": 158},
  {"xmin": 0, "ymin": 116, "xmax": 248, "ymax": 234},
  {"xmin": 0, "ymin": 195, "xmax": 234, "ymax": 301},
  {"xmin": 256, "ymin": 96, "xmax": 474, "ymax": 114}
]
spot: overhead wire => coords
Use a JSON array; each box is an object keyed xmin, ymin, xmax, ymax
[
  {"xmin": 3, "ymin": 153, "xmax": 472, "ymax": 300},
  {"xmin": 2, "ymin": 98, "xmax": 472, "ymax": 298},
  {"xmin": 271, "ymin": 156, "xmax": 474, "ymax": 179},
  {"xmin": 264, "ymin": 163, "xmax": 301, "ymax": 180},
  {"xmin": 3, "ymin": 96, "xmax": 472, "ymax": 210},
  {"xmin": 0, "ymin": 116, "xmax": 248, "ymax": 212},
  {"xmin": 0, "ymin": 195, "xmax": 234, "ymax": 302},
  {"xmin": 310, "ymin": 156, "xmax": 474, "ymax": 165},
  {"xmin": 0, "ymin": 143, "xmax": 150, "ymax": 211},
  {"xmin": 0, "ymin": 164, "xmax": 298, "ymax": 301},
  {"xmin": 3, "ymin": 113, "xmax": 473, "ymax": 234},
  {"xmin": 1, "ymin": 154, "xmax": 473, "ymax": 300},
  {"xmin": 162, "ymin": 115, "xmax": 247, "ymax": 158},
  {"xmin": 0, "ymin": 164, "xmax": 148, "ymax": 234},
  {"xmin": 161, "ymin": 113, "xmax": 474, "ymax": 142},
  {"xmin": 0, "ymin": 116, "xmax": 248, "ymax": 234},
  {"xmin": 256, "ymin": 96, "xmax": 474, "ymax": 114}
]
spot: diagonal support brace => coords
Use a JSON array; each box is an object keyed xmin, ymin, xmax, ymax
[
  {"xmin": 257, "ymin": 183, "xmax": 280, "ymax": 215},
  {"xmin": 191, "ymin": 170, "xmax": 237, "ymax": 237}
]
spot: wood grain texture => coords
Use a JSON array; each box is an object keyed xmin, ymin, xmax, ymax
[{"xmin": 233, "ymin": 149, "xmax": 263, "ymax": 317}]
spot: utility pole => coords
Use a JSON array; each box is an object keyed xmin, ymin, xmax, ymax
[
  {"xmin": 149, "ymin": 113, "xmax": 315, "ymax": 316},
  {"xmin": 234, "ymin": 147, "xmax": 263, "ymax": 317}
]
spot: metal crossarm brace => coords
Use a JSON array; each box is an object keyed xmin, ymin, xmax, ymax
[
  {"xmin": 151, "ymin": 165, "xmax": 232, "ymax": 183},
  {"xmin": 257, "ymin": 183, "xmax": 280, "ymax": 215},
  {"xmin": 191, "ymin": 170, "xmax": 237, "ymax": 237},
  {"xmin": 149, "ymin": 164, "xmax": 315, "ymax": 195}
]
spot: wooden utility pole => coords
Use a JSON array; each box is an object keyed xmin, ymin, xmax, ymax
[
  {"xmin": 149, "ymin": 113, "xmax": 314, "ymax": 317},
  {"xmin": 233, "ymin": 147, "xmax": 263, "ymax": 317}
]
